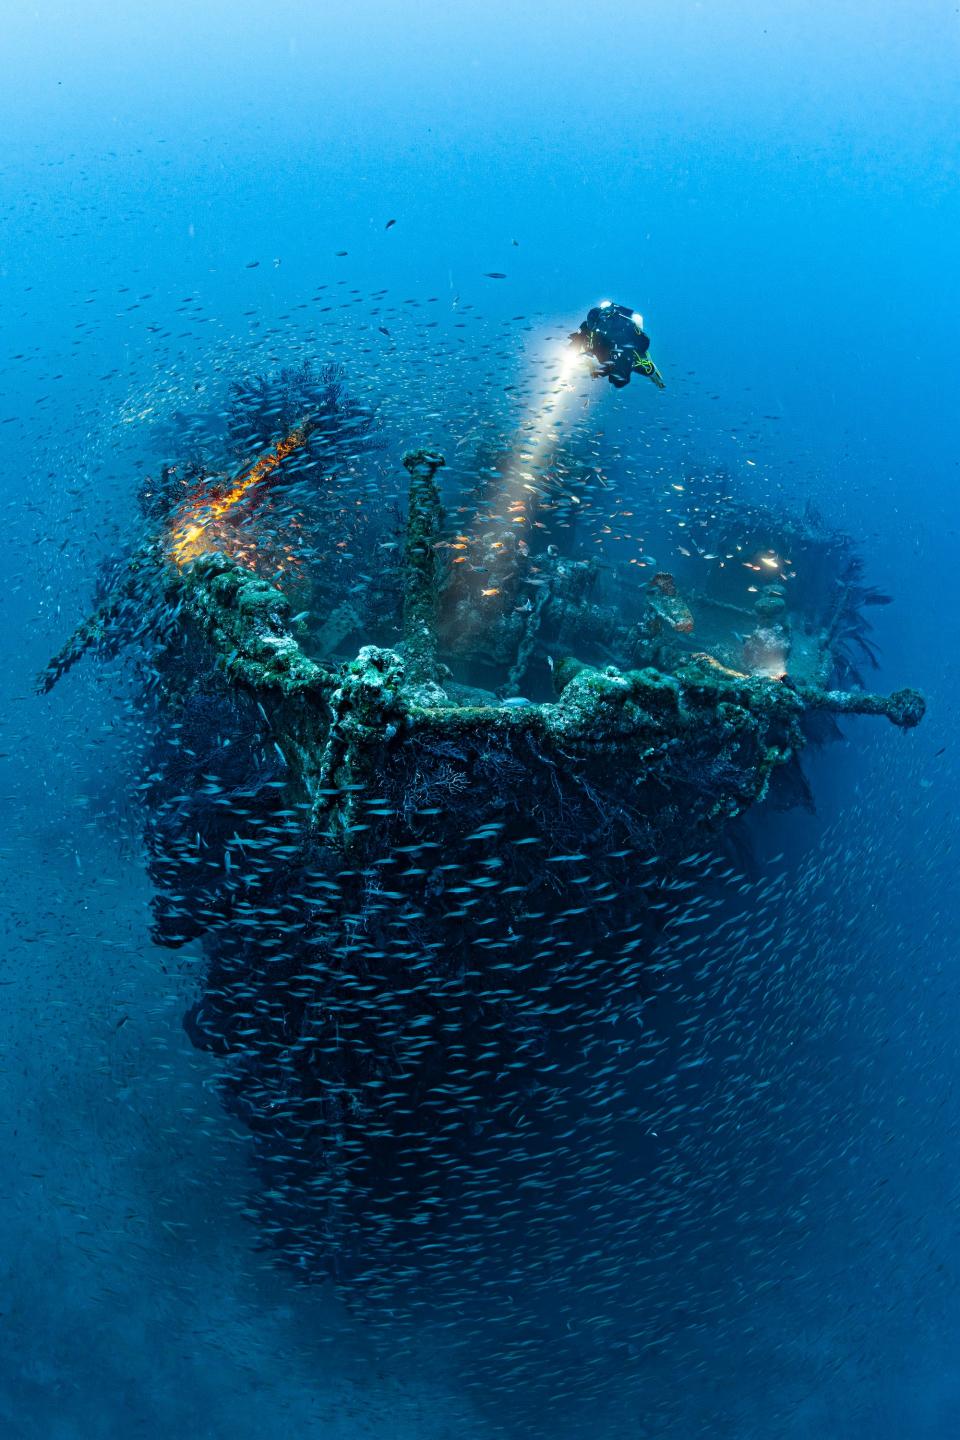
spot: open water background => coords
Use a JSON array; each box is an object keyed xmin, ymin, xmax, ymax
[{"xmin": 1, "ymin": 3, "xmax": 958, "ymax": 1436}]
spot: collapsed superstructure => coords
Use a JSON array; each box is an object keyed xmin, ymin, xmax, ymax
[{"xmin": 42, "ymin": 363, "xmax": 924, "ymax": 1376}]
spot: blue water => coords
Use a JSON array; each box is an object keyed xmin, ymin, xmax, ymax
[{"xmin": 2, "ymin": 3, "xmax": 958, "ymax": 1436}]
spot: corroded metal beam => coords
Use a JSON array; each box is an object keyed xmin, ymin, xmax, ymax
[{"xmin": 401, "ymin": 448, "xmax": 446, "ymax": 686}]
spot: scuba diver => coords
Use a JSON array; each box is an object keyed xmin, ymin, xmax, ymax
[{"xmin": 569, "ymin": 300, "xmax": 665, "ymax": 389}]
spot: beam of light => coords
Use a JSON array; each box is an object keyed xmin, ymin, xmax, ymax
[
  {"xmin": 744, "ymin": 629, "xmax": 788, "ymax": 680},
  {"xmin": 488, "ymin": 342, "xmax": 597, "ymax": 536},
  {"xmin": 168, "ymin": 421, "xmax": 311, "ymax": 567},
  {"xmin": 751, "ymin": 650, "xmax": 788, "ymax": 680}
]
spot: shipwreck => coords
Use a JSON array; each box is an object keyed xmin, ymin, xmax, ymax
[{"xmin": 41, "ymin": 360, "xmax": 925, "ymax": 1323}]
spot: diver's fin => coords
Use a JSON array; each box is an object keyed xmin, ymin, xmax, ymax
[{"xmin": 633, "ymin": 352, "xmax": 666, "ymax": 389}]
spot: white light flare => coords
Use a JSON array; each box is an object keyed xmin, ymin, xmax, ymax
[{"xmin": 497, "ymin": 345, "xmax": 595, "ymax": 512}]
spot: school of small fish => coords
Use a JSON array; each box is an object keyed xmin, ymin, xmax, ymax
[{"xmin": 5, "ymin": 197, "xmax": 950, "ymax": 1440}]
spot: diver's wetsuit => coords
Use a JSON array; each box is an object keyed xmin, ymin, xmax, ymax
[{"xmin": 570, "ymin": 302, "xmax": 665, "ymax": 389}]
